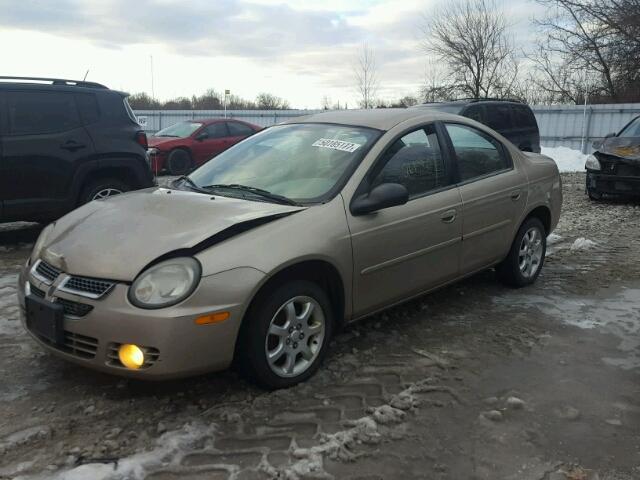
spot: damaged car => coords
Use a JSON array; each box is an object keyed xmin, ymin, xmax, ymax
[
  {"xmin": 17, "ymin": 109, "xmax": 562, "ymax": 389},
  {"xmin": 586, "ymin": 115, "xmax": 640, "ymax": 200}
]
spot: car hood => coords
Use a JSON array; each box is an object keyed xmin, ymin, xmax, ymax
[
  {"xmin": 148, "ymin": 136, "xmax": 187, "ymax": 149},
  {"xmin": 40, "ymin": 188, "xmax": 305, "ymax": 281},
  {"xmin": 598, "ymin": 136, "xmax": 640, "ymax": 161}
]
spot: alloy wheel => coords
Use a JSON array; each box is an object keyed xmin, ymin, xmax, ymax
[
  {"xmin": 264, "ymin": 295, "xmax": 325, "ymax": 378},
  {"xmin": 92, "ymin": 188, "xmax": 123, "ymax": 200},
  {"xmin": 518, "ymin": 227, "xmax": 544, "ymax": 278}
]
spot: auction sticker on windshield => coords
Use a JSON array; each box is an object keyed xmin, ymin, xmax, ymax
[{"xmin": 312, "ymin": 138, "xmax": 362, "ymax": 153}]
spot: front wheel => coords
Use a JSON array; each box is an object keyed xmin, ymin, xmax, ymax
[
  {"xmin": 238, "ymin": 280, "xmax": 334, "ymax": 389},
  {"xmin": 167, "ymin": 149, "xmax": 192, "ymax": 175},
  {"xmin": 496, "ymin": 217, "xmax": 546, "ymax": 288},
  {"xmin": 79, "ymin": 178, "xmax": 130, "ymax": 206}
]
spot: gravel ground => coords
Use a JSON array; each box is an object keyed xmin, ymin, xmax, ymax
[{"xmin": 1, "ymin": 172, "xmax": 639, "ymax": 480}]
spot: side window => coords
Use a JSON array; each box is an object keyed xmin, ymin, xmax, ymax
[
  {"xmin": 445, "ymin": 124, "xmax": 510, "ymax": 181},
  {"xmin": 484, "ymin": 105, "xmax": 511, "ymax": 131},
  {"xmin": 464, "ymin": 105, "xmax": 485, "ymax": 123},
  {"xmin": 75, "ymin": 93, "xmax": 100, "ymax": 124},
  {"xmin": 7, "ymin": 91, "xmax": 80, "ymax": 135},
  {"xmin": 204, "ymin": 122, "xmax": 229, "ymax": 139},
  {"xmin": 371, "ymin": 124, "xmax": 449, "ymax": 198},
  {"xmin": 227, "ymin": 121, "xmax": 254, "ymax": 136},
  {"xmin": 513, "ymin": 105, "xmax": 537, "ymax": 129}
]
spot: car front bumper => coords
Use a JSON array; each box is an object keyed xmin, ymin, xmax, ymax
[
  {"xmin": 18, "ymin": 263, "xmax": 265, "ymax": 379},
  {"xmin": 586, "ymin": 170, "xmax": 640, "ymax": 195}
]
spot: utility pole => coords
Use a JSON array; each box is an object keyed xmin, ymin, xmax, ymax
[
  {"xmin": 224, "ymin": 89, "xmax": 230, "ymax": 118},
  {"xmin": 150, "ymin": 55, "xmax": 155, "ymax": 101}
]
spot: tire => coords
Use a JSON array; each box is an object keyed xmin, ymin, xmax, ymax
[
  {"xmin": 79, "ymin": 178, "xmax": 130, "ymax": 206},
  {"xmin": 496, "ymin": 217, "xmax": 546, "ymax": 288},
  {"xmin": 238, "ymin": 280, "xmax": 334, "ymax": 389},
  {"xmin": 167, "ymin": 149, "xmax": 192, "ymax": 175}
]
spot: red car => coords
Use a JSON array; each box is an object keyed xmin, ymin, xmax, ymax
[{"xmin": 147, "ymin": 118, "xmax": 261, "ymax": 175}]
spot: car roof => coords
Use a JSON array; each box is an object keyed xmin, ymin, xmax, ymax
[{"xmin": 283, "ymin": 108, "xmax": 448, "ymax": 131}]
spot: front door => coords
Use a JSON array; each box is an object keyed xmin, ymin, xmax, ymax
[
  {"xmin": 1, "ymin": 90, "xmax": 95, "ymax": 220},
  {"xmin": 442, "ymin": 123, "xmax": 528, "ymax": 274},
  {"xmin": 191, "ymin": 122, "xmax": 231, "ymax": 165},
  {"xmin": 347, "ymin": 124, "xmax": 463, "ymax": 316}
]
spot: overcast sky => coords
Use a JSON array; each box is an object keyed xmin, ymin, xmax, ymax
[{"xmin": 0, "ymin": 0, "xmax": 542, "ymax": 108}]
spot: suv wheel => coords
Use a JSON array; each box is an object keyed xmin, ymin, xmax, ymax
[
  {"xmin": 496, "ymin": 217, "xmax": 546, "ymax": 288},
  {"xmin": 167, "ymin": 149, "xmax": 193, "ymax": 176},
  {"xmin": 238, "ymin": 280, "xmax": 334, "ymax": 389},
  {"xmin": 80, "ymin": 178, "xmax": 130, "ymax": 205}
]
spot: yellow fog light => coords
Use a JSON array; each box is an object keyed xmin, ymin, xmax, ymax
[{"xmin": 118, "ymin": 344, "xmax": 145, "ymax": 369}]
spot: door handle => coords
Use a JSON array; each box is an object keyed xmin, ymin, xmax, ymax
[
  {"xmin": 510, "ymin": 190, "xmax": 522, "ymax": 201},
  {"xmin": 60, "ymin": 140, "xmax": 86, "ymax": 152},
  {"xmin": 440, "ymin": 209, "xmax": 457, "ymax": 223}
]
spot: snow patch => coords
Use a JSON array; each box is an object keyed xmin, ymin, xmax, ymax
[
  {"xmin": 570, "ymin": 237, "xmax": 597, "ymax": 251},
  {"xmin": 541, "ymin": 146, "xmax": 588, "ymax": 172},
  {"xmin": 547, "ymin": 233, "xmax": 562, "ymax": 245},
  {"xmin": 20, "ymin": 422, "xmax": 216, "ymax": 480}
]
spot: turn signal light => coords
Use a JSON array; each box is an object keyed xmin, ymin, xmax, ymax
[
  {"xmin": 118, "ymin": 344, "xmax": 145, "ymax": 369},
  {"xmin": 195, "ymin": 311, "xmax": 230, "ymax": 325}
]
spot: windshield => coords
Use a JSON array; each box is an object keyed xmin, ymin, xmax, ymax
[
  {"xmin": 154, "ymin": 122, "xmax": 202, "ymax": 138},
  {"xmin": 618, "ymin": 117, "xmax": 640, "ymax": 138},
  {"xmin": 188, "ymin": 123, "xmax": 380, "ymax": 203}
]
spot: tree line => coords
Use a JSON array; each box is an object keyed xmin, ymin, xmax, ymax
[
  {"xmin": 128, "ymin": 90, "xmax": 291, "ymax": 110},
  {"xmin": 354, "ymin": 0, "xmax": 640, "ymax": 107}
]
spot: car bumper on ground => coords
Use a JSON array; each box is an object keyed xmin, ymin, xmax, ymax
[
  {"xmin": 17, "ymin": 263, "xmax": 264, "ymax": 379},
  {"xmin": 586, "ymin": 170, "xmax": 640, "ymax": 196}
]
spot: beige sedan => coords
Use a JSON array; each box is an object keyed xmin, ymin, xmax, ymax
[{"xmin": 18, "ymin": 109, "xmax": 562, "ymax": 388}]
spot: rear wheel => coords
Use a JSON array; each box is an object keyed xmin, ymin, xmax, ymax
[
  {"xmin": 238, "ymin": 280, "xmax": 334, "ymax": 389},
  {"xmin": 79, "ymin": 178, "xmax": 130, "ymax": 205},
  {"xmin": 167, "ymin": 149, "xmax": 192, "ymax": 176},
  {"xmin": 496, "ymin": 217, "xmax": 546, "ymax": 288}
]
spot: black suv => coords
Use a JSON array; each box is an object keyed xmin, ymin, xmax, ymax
[
  {"xmin": 412, "ymin": 99, "xmax": 541, "ymax": 153},
  {"xmin": 0, "ymin": 77, "xmax": 154, "ymax": 223}
]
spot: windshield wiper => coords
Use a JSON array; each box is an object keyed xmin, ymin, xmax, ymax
[
  {"xmin": 172, "ymin": 176, "xmax": 211, "ymax": 194},
  {"xmin": 155, "ymin": 134, "xmax": 179, "ymax": 138},
  {"xmin": 202, "ymin": 184, "xmax": 300, "ymax": 206}
]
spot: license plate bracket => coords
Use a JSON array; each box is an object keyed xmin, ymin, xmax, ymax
[{"xmin": 26, "ymin": 295, "xmax": 64, "ymax": 345}]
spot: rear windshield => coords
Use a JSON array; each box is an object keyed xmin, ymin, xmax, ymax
[{"xmin": 123, "ymin": 97, "xmax": 139, "ymax": 124}]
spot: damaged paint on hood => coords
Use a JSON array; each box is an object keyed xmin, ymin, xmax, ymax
[
  {"xmin": 598, "ymin": 136, "xmax": 640, "ymax": 160},
  {"xmin": 40, "ymin": 188, "xmax": 305, "ymax": 281}
]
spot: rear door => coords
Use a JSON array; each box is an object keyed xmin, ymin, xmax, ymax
[
  {"xmin": 191, "ymin": 122, "xmax": 230, "ymax": 165},
  {"xmin": 443, "ymin": 123, "xmax": 527, "ymax": 273},
  {"xmin": 1, "ymin": 90, "xmax": 96, "ymax": 220}
]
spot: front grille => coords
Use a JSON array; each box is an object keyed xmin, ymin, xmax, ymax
[
  {"xmin": 616, "ymin": 164, "xmax": 640, "ymax": 177},
  {"xmin": 28, "ymin": 283, "xmax": 93, "ymax": 317},
  {"xmin": 31, "ymin": 284, "xmax": 46, "ymax": 298},
  {"xmin": 36, "ymin": 330, "xmax": 98, "ymax": 359},
  {"xmin": 35, "ymin": 260, "xmax": 61, "ymax": 283},
  {"xmin": 106, "ymin": 343, "xmax": 160, "ymax": 369},
  {"xmin": 60, "ymin": 276, "xmax": 114, "ymax": 298},
  {"xmin": 56, "ymin": 298, "xmax": 93, "ymax": 317}
]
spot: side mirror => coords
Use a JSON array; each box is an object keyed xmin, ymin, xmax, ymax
[
  {"xmin": 605, "ymin": 132, "xmax": 616, "ymax": 138},
  {"xmin": 351, "ymin": 183, "xmax": 409, "ymax": 216},
  {"xmin": 195, "ymin": 132, "xmax": 208, "ymax": 141}
]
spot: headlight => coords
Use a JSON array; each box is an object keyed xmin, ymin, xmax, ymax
[
  {"xmin": 585, "ymin": 154, "xmax": 601, "ymax": 171},
  {"xmin": 31, "ymin": 223, "xmax": 54, "ymax": 262},
  {"xmin": 128, "ymin": 257, "xmax": 201, "ymax": 309}
]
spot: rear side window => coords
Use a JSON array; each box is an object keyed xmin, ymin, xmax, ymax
[
  {"xmin": 445, "ymin": 124, "xmax": 510, "ymax": 181},
  {"xmin": 484, "ymin": 105, "xmax": 512, "ymax": 131},
  {"xmin": 227, "ymin": 121, "xmax": 254, "ymax": 136},
  {"xmin": 75, "ymin": 93, "xmax": 100, "ymax": 124},
  {"xmin": 205, "ymin": 122, "xmax": 229, "ymax": 139},
  {"xmin": 371, "ymin": 124, "xmax": 449, "ymax": 198},
  {"xmin": 512, "ymin": 105, "xmax": 537, "ymax": 129},
  {"xmin": 464, "ymin": 105, "xmax": 485, "ymax": 123},
  {"xmin": 7, "ymin": 91, "xmax": 80, "ymax": 135}
]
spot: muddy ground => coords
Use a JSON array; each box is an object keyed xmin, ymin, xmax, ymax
[{"xmin": 0, "ymin": 172, "xmax": 639, "ymax": 480}]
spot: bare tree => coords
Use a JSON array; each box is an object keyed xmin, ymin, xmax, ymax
[
  {"xmin": 256, "ymin": 93, "xmax": 290, "ymax": 110},
  {"xmin": 420, "ymin": 63, "xmax": 456, "ymax": 102},
  {"xmin": 353, "ymin": 43, "xmax": 379, "ymax": 109},
  {"xmin": 422, "ymin": 0, "xmax": 519, "ymax": 99}
]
